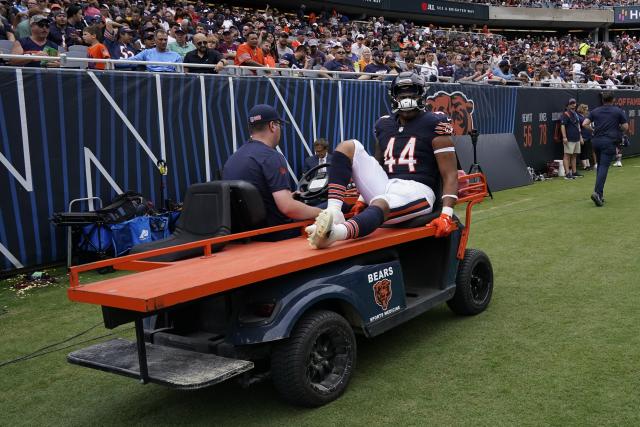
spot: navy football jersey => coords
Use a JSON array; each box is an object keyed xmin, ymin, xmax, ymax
[{"xmin": 374, "ymin": 111, "xmax": 453, "ymax": 190}]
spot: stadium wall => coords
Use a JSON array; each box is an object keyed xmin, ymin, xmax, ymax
[{"xmin": 0, "ymin": 68, "xmax": 638, "ymax": 271}]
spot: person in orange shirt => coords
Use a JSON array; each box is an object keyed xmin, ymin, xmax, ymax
[
  {"xmin": 235, "ymin": 31, "xmax": 265, "ymax": 70},
  {"xmin": 261, "ymin": 40, "xmax": 276, "ymax": 68},
  {"xmin": 82, "ymin": 25, "xmax": 110, "ymax": 70}
]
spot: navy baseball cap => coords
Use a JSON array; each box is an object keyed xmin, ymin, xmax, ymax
[{"xmin": 248, "ymin": 104, "xmax": 289, "ymax": 125}]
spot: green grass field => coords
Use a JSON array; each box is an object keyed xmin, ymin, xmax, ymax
[{"xmin": 2, "ymin": 158, "xmax": 639, "ymax": 426}]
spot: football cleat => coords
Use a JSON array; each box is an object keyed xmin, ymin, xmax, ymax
[{"xmin": 306, "ymin": 209, "xmax": 342, "ymax": 249}]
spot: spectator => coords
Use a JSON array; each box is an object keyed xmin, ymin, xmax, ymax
[
  {"xmin": 15, "ymin": 5, "xmax": 39, "ymax": 39},
  {"xmin": 323, "ymin": 45, "xmax": 355, "ymax": 78},
  {"xmin": 103, "ymin": 22, "xmax": 137, "ymax": 68},
  {"xmin": 404, "ymin": 52, "xmax": 420, "ymax": 74},
  {"xmin": 184, "ymin": 33, "xmax": 224, "ymax": 74},
  {"xmin": 517, "ymin": 71, "xmax": 531, "ymax": 85},
  {"xmin": 10, "ymin": 14, "xmax": 58, "ymax": 67},
  {"xmin": 135, "ymin": 31, "xmax": 155, "ymax": 51},
  {"xmin": 470, "ymin": 60, "xmax": 491, "ymax": 82},
  {"xmin": 66, "ymin": 4, "xmax": 85, "ymax": 33},
  {"xmin": 130, "ymin": 29, "xmax": 181, "ymax": 72},
  {"xmin": 492, "ymin": 59, "xmax": 514, "ymax": 81},
  {"xmin": 351, "ymin": 33, "xmax": 366, "ymax": 58},
  {"xmin": 548, "ymin": 67, "xmax": 565, "ymax": 87},
  {"xmin": 291, "ymin": 29, "xmax": 305, "ymax": 49},
  {"xmin": 235, "ymin": 31, "xmax": 265, "ymax": 70},
  {"xmin": 261, "ymin": 40, "xmax": 276, "ymax": 68},
  {"xmin": 437, "ymin": 53, "xmax": 454, "ymax": 79},
  {"xmin": 420, "ymin": 51, "xmax": 438, "ymax": 82},
  {"xmin": 307, "ymin": 38, "xmax": 325, "ymax": 68},
  {"xmin": 0, "ymin": 6, "xmax": 15, "ymax": 41},
  {"xmin": 83, "ymin": 25, "xmax": 110, "ymax": 70},
  {"xmin": 360, "ymin": 50, "xmax": 389, "ymax": 80},
  {"xmin": 47, "ymin": 10, "xmax": 73, "ymax": 49},
  {"xmin": 386, "ymin": 55, "xmax": 401, "ymax": 74},
  {"xmin": 356, "ymin": 46, "xmax": 371, "ymax": 72},
  {"xmin": 168, "ymin": 25, "xmax": 194, "ymax": 58},
  {"xmin": 276, "ymin": 32, "xmax": 292, "ymax": 58},
  {"xmin": 280, "ymin": 44, "xmax": 308, "ymax": 69},
  {"xmin": 217, "ymin": 29, "xmax": 237, "ymax": 59},
  {"xmin": 454, "ymin": 55, "xmax": 474, "ymax": 82}
]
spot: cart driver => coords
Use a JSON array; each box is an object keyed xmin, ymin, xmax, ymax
[
  {"xmin": 223, "ymin": 104, "xmax": 338, "ymax": 240},
  {"xmin": 306, "ymin": 72, "xmax": 459, "ymax": 248}
]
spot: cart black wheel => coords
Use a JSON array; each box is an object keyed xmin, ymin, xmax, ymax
[
  {"xmin": 447, "ymin": 248, "xmax": 493, "ymax": 316},
  {"xmin": 271, "ymin": 310, "xmax": 356, "ymax": 407}
]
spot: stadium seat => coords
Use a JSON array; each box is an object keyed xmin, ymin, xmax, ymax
[
  {"xmin": 62, "ymin": 51, "xmax": 88, "ymax": 69},
  {"xmin": 130, "ymin": 181, "xmax": 232, "ymax": 262},
  {"xmin": 67, "ymin": 45, "xmax": 89, "ymax": 53},
  {"xmin": 0, "ymin": 40, "xmax": 13, "ymax": 54}
]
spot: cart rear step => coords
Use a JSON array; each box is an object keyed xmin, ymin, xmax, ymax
[{"xmin": 68, "ymin": 338, "xmax": 253, "ymax": 389}]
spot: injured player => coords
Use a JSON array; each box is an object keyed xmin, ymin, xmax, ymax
[{"xmin": 306, "ymin": 72, "xmax": 459, "ymax": 249}]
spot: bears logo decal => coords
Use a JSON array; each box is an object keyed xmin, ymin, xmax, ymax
[
  {"xmin": 426, "ymin": 91, "xmax": 475, "ymax": 136},
  {"xmin": 372, "ymin": 278, "xmax": 392, "ymax": 311}
]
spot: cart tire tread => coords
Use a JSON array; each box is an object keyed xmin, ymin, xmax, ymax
[
  {"xmin": 447, "ymin": 248, "xmax": 493, "ymax": 315},
  {"xmin": 271, "ymin": 309, "xmax": 356, "ymax": 407}
]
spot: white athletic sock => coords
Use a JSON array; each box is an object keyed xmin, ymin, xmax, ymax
[
  {"xmin": 327, "ymin": 199, "xmax": 343, "ymax": 212},
  {"xmin": 331, "ymin": 223, "xmax": 348, "ymax": 241}
]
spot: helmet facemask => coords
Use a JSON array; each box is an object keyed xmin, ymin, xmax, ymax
[{"xmin": 389, "ymin": 74, "xmax": 427, "ymax": 113}]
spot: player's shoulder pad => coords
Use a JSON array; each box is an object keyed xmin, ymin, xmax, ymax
[
  {"xmin": 424, "ymin": 111, "xmax": 454, "ymax": 136},
  {"xmin": 374, "ymin": 114, "xmax": 393, "ymax": 130}
]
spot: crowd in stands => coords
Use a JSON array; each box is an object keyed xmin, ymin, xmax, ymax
[{"xmin": 0, "ymin": 1, "xmax": 639, "ymax": 87}]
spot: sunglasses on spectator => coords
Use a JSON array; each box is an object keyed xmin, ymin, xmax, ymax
[
  {"xmin": 35, "ymin": 21, "xmax": 49, "ymax": 28},
  {"xmin": 335, "ymin": 51, "xmax": 345, "ymax": 54},
  {"xmin": 196, "ymin": 41, "xmax": 207, "ymax": 46}
]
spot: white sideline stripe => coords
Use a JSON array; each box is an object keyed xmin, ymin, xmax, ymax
[
  {"xmin": 268, "ymin": 78, "xmax": 312, "ymax": 156},
  {"xmin": 338, "ymin": 80, "xmax": 344, "ymax": 142},
  {"xmin": 229, "ymin": 76, "xmax": 237, "ymax": 152},
  {"xmin": 0, "ymin": 243, "xmax": 23, "ymax": 269},
  {"xmin": 1, "ymin": 69, "xmax": 34, "ymax": 192},
  {"xmin": 88, "ymin": 72, "xmax": 158, "ymax": 165},
  {"xmin": 276, "ymin": 146, "xmax": 298, "ymax": 184},
  {"xmin": 84, "ymin": 147, "xmax": 123, "ymax": 211},
  {"xmin": 155, "ymin": 74, "xmax": 167, "ymax": 161},
  {"xmin": 200, "ymin": 75, "xmax": 211, "ymax": 181},
  {"xmin": 310, "ymin": 80, "xmax": 317, "ymax": 141}
]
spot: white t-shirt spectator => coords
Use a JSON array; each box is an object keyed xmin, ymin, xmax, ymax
[
  {"xmin": 351, "ymin": 42, "xmax": 365, "ymax": 58},
  {"xmin": 277, "ymin": 44, "xmax": 293, "ymax": 58},
  {"xmin": 419, "ymin": 61, "xmax": 438, "ymax": 81}
]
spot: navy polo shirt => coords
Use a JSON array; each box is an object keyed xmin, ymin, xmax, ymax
[
  {"xmin": 587, "ymin": 105, "xmax": 627, "ymax": 142},
  {"xmin": 222, "ymin": 139, "xmax": 293, "ymax": 230},
  {"xmin": 561, "ymin": 110, "xmax": 582, "ymax": 142},
  {"xmin": 363, "ymin": 62, "xmax": 389, "ymax": 74}
]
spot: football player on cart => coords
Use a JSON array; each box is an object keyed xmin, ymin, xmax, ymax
[{"xmin": 307, "ymin": 72, "xmax": 459, "ymax": 248}]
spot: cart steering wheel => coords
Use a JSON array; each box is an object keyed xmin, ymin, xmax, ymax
[{"xmin": 296, "ymin": 163, "xmax": 331, "ymax": 201}]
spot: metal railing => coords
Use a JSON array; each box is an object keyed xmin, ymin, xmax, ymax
[{"xmin": 0, "ymin": 53, "xmax": 637, "ymax": 89}]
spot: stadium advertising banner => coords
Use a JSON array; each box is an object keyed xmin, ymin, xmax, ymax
[
  {"xmin": 398, "ymin": 0, "xmax": 490, "ymax": 20},
  {"xmin": 326, "ymin": 0, "xmax": 489, "ymax": 19},
  {"xmin": 514, "ymin": 88, "xmax": 640, "ymax": 170},
  {"xmin": 0, "ymin": 69, "xmax": 638, "ymax": 271},
  {"xmin": 614, "ymin": 6, "xmax": 640, "ymax": 23}
]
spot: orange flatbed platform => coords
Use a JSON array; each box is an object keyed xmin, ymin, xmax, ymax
[
  {"xmin": 67, "ymin": 174, "xmax": 487, "ymax": 314},
  {"xmin": 68, "ymin": 225, "xmax": 440, "ymax": 313}
]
